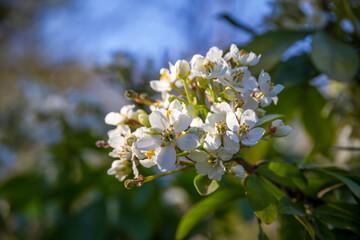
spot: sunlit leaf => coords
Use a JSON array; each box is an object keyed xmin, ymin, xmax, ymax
[
  {"xmin": 193, "ymin": 174, "xmax": 219, "ymax": 196},
  {"xmin": 175, "ymin": 188, "xmax": 245, "ymax": 239},
  {"xmin": 294, "ymin": 216, "xmax": 315, "ymax": 240},
  {"xmin": 311, "ymin": 31, "xmax": 359, "ymax": 82},
  {"xmin": 255, "ymin": 114, "xmax": 283, "ymax": 127},
  {"xmin": 257, "ymin": 161, "xmax": 307, "ymax": 189},
  {"xmin": 245, "ymin": 174, "xmax": 278, "ymax": 224}
]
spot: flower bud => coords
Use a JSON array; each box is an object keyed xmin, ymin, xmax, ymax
[
  {"xmin": 175, "ymin": 59, "xmax": 190, "ymax": 79},
  {"xmin": 269, "ymin": 119, "xmax": 292, "ymax": 137},
  {"xmin": 107, "ymin": 160, "xmax": 132, "ymax": 181},
  {"xmin": 230, "ymin": 164, "xmax": 245, "ymax": 179},
  {"xmin": 124, "ymin": 89, "xmax": 137, "ymax": 100},
  {"xmin": 131, "ymin": 109, "xmax": 147, "ymax": 122},
  {"xmin": 138, "ymin": 113, "xmax": 151, "ymax": 127},
  {"xmin": 224, "ymin": 87, "xmax": 237, "ymax": 100},
  {"xmin": 186, "ymin": 104, "xmax": 199, "ymax": 116},
  {"xmin": 196, "ymin": 77, "xmax": 208, "ymax": 88},
  {"xmin": 255, "ymin": 108, "xmax": 266, "ymax": 118}
]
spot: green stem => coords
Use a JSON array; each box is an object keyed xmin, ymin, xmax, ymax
[
  {"xmin": 173, "ymin": 84, "xmax": 185, "ymax": 95},
  {"xmin": 182, "ymin": 78, "xmax": 193, "ymax": 104},
  {"xmin": 209, "ymin": 79, "xmax": 217, "ymax": 102},
  {"xmin": 219, "ymin": 83, "xmax": 223, "ymax": 92},
  {"xmin": 143, "ymin": 166, "xmax": 191, "ymax": 183}
]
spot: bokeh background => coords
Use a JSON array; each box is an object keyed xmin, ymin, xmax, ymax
[{"xmin": 0, "ymin": 0, "xmax": 359, "ymax": 239}]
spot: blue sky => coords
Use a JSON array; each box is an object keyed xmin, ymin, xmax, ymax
[{"xmin": 39, "ymin": 0, "xmax": 271, "ymax": 67}]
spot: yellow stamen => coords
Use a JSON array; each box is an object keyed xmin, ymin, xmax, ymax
[
  {"xmin": 146, "ymin": 150, "xmax": 155, "ymax": 159},
  {"xmin": 160, "ymin": 72, "xmax": 168, "ymax": 81},
  {"xmin": 166, "ymin": 110, "xmax": 172, "ymax": 121},
  {"xmin": 240, "ymin": 49, "xmax": 249, "ymax": 56}
]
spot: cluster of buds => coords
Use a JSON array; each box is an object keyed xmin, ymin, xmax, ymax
[{"xmin": 103, "ymin": 44, "xmax": 291, "ymax": 185}]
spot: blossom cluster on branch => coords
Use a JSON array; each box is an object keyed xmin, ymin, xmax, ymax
[{"xmin": 102, "ymin": 44, "xmax": 292, "ymax": 187}]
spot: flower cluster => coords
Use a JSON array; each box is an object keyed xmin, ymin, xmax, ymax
[{"xmin": 103, "ymin": 44, "xmax": 291, "ymax": 185}]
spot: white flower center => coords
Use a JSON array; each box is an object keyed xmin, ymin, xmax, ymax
[{"xmin": 161, "ymin": 127, "xmax": 175, "ymax": 142}]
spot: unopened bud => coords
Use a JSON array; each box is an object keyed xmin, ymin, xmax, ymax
[
  {"xmin": 269, "ymin": 119, "xmax": 292, "ymax": 137},
  {"xmin": 196, "ymin": 77, "xmax": 208, "ymax": 88},
  {"xmin": 125, "ymin": 89, "xmax": 137, "ymax": 100},
  {"xmin": 131, "ymin": 109, "xmax": 147, "ymax": 122},
  {"xmin": 175, "ymin": 59, "xmax": 191, "ymax": 79},
  {"xmin": 255, "ymin": 108, "xmax": 266, "ymax": 118},
  {"xmin": 138, "ymin": 113, "xmax": 151, "ymax": 127},
  {"xmin": 224, "ymin": 87, "xmax": 237, "ymax": 100},
  {"xmin": 231, "ymin": 164, "xmax": 245, "ymax": 179},
  {"xmin": 186, "ymin": 104, "xmax": 199, "ymax": 116}
]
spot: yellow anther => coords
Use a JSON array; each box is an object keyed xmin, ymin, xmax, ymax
[
  {"xmin": 269, "ymin": 83, "xmax": 275, "ymax": 86},
  {"xmin": 166, "ymin": 110, "xmax": 172, "ymax": 121},
  {"xmin": 240, "ymin": 49, "xmax": 249, "ymax": 56},
  {"xmin": 160, "ymin": 72, "xmax": 168, "ymax": 81},
  {"xmin": 146, "ymin": 150, "xmax": 155, "ymax": 159}
]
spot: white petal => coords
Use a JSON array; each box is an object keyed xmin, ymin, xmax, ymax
[
  {"xmin": 241, "ymin": 138, "xmax": 258, "ymax": 146},
  {"xmin": 135, "ymin": 135, "xmax": 162, "ymax": 151},
  {"xmin": 176, "ymin": 134, "xmax": 200, "ymax": 151},
  {"xmin": 190, "ymin": 117, "xmax": 204, "ymax": 127},
  {"xmin": 223, "ymin": 135, "xmax": 240, "ymax": 154},
  {"xmin": 171, "ymin": 111, "xmax": 192, "ymax": 134},
  {"xmin": 169, "ymin": 99, "xmax": 183, "ymax": 111},
  {"xmin": 211, "ymin": 102, "xmax": 231, "ymax": 113},
  {"xmin": 204, "ymin": 133, "xmax": 221, "ymax": 150},
  {"xmin": 226, "ymin": 112, "xmax": 239, "ymax": 132},
  {"xmin": 247, "ymin": 127, "xmax": 265, "ymax": 142},
  {"xmin": 217, "ymin": 147, "xmax": 233, "ymax": 161},
  {"xmin": 149, "ymin": 80, "xmax": 171, "ymax": 92},
  {"xmin": 105, "ymin": 112, "xmax": 125, "ymax": 125},
  {"xmin": 149, "ymin": 111, "xmax": 170, "ymax": 131},
  {"xmin": 207, "ymin": 161, "xmax": 225, "ymax": 181},
  {"xmin": 240, "ymin": 109, "xmax": 257, "ymax": 128},
  {"xmin": 156, "ymin": 144, "xmax": 176, "ymax": 172},
  {"xmin": 190, "ymin": 150, "xmax": 210, "ymax": 163},
  {"xmin": 226, "ymin": 130, "xmax": 239, "ymax": 143},
  {"xmin": 140, "ymin": 159, "xmax": 156, "ymax": 168},
  {"xmin": 132, "ymin": 161, "xmax": 139, "ymax": 178}
]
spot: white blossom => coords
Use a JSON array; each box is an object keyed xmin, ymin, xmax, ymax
[{"xmin": 269, "ymin": 119, "xmax": 292, "ymax": 137}]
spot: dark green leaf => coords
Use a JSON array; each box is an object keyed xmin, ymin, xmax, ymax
[
  {"xmin": 193, "ymin": 174, "xmax": 219, "ymax": 196},
  {"xmin": 245, "ymin": 174, "xmax": 278, "ymax": 224},
  {"xmin": 257, "ymin": 161, "xmax": 307, "ymax": 189},
  {"xmin": 258, "ymin": 223, "xmax": 270, "ymax": 240},
  {"xmin": 318, "ymin": 170, "xmax": 360, "ymax": 199},
  {"xmin": 218, "ymin": 13, "xmax": 257, "ymax": 35},
  {"xmin": 311, "ymin": 31, "xmax": 359, "ymax": 82},
  {"xmin": 273, "ymin": 55, "xmax": 319, "ymax": 86},
  {"xmin": 294, "ymin": 216, "xmax": 315, "ymax": 240},
  {"xmin": 278, "ymin": 197, "xmax": 307, "ymax": 216},
  {"xmin": 313, "ymin": 203, "xmax": 360, "ymax": 235},
  {"xmin": 255, "ymin": 114, "xmax": 283, "ymax": 127},
  {"xmin": 175, "ymin": 188, "xmax": 245, "ymax": 239},
  {"xmin": 301, "ymin": 87, "xmax": 334, "ymax": 157},
  {"xmin": 314, "ymin": 217, "xmax": 336, "ymax": 240},
  {"xmin": 245, "ymin": 30, "xmax": 310, "ymax": 75}
]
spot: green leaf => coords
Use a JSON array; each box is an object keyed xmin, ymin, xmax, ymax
[
  {"xmin": 313, "ymin": 203, "xmax": 360, "ymax": 235},
  {"xmin": 193, "ymin": 174, "xmax": 219, "ymax": 196},
  {"xmin": 301, "ymin": 86, "xmax": 334, "ymax": 157},
  {"xmin": 273, "ymin": 55, "xmax": 319, "ymax": 87},
  {"xmin": 257, "ymin": 162, "xmax": 307, "ymax": 189},
  {"xmin": 259, "ymin": 176, "xmax": 286, "ymax": 200},
  {"xmin": 314, "ymin": 217, "xmax": 336, "ymax": 240},
  {"xmin": 318, "ymin": 170, "xmax": 360, "ymax": 199},
  {"xmin": 278, "ymin": 197, "xmax": 307, "ymax": 216},
  {"xmin": 258, "ymin": 223, "xmax": 270, "ymax": 240},
  {"xmin": 311, "ymin": 31, "xmax": 359, "ymax": 82},
  {"xmin": 245, "ymin": 30, "xmax": 310, "ymax": 75},
  {"xmin": 175, "ymin": 188, "xmax": 245, "ymax": 239},
  {"xmin": 255, "ymin": 114, "xmax": 283, "ymax": 127},
  {"xmin": 245, "ymin": 174, "xmax": 278, "ymax": 224},
  {"xmin": 294, "ymin": 216, "xmax": 316, "ymax": 240}
]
